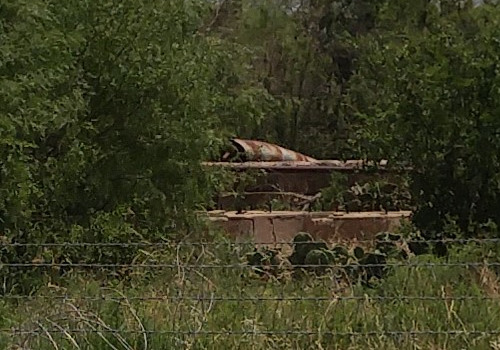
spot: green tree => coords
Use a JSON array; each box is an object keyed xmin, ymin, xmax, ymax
[
  {"xmin": 0, "ymin": 0, "xmax": 272, "ymax": 292},
  {"xmin": 352, "ymin": 2, "xmax": 500, "ymax": 237},
  {"xmin": 208, "ymin": 0, "xmax": 386, "ymax": 158}
]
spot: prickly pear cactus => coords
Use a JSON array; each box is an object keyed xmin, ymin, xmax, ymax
[
  {"xmin": 289, "ymin": 232, "xmax": 315, "ymax": 266},
  {"xmin": 244, "ymin": 230, "xmax": 414, "ymax": 285},
  {"xmin": 304, "ymin": 249, "xmax": 331, "ymax": 266},
  {"xmin": 246, "ymin": 248, "xmax": 281, "ymax": 277}
]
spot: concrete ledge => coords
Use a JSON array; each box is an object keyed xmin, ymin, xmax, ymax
[
  {"xmin": 207, "ymin": 210, "xmax": 412, "ymax": 245},
  {"xmin": 203, "ymin": 160, "xmax": 391, "ymax": 170}
]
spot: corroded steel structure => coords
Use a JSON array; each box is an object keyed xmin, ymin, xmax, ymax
[{"xmin": 231, "ymin": 138, "xmax": 317, "ymax": 162}]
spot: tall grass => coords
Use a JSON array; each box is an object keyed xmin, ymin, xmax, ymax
[{"xmin": 1, "ymin": 239, "xmax": 499, "ymax": 349}]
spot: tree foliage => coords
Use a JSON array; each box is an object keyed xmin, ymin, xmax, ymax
[
  {"xmin": 209, "ymin": 0, "xmax": 383, "ymax": 158},
  {"xmin": 2, "ymin": 0, "xmax": 500, "ymax": 292},
  {"xmin": 0, "ymin": 0, "xmax": 272, "ymax": 289},
  {"xmin": 352, "ymin": 2, "xmax": 500, "ymax": 237}
]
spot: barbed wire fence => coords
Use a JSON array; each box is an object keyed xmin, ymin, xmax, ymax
[{"xmin": 1, "ymin": 237, "xmax": 500, "ymax": 349}]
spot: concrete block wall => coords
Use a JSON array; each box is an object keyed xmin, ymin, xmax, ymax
[{"xmin": 208, "ymin": 211, "xmax": 412, "ymax": 245}]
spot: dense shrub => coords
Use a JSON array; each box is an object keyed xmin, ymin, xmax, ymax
[
  {"xmin": 352, "ymin": 3, "xmax": 500, "ymax": 238},
  {"xmin": 0, "ymin": 0, "xmax": 275, "ymax": 292}
]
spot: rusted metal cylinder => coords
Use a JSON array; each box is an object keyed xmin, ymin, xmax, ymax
[{"xmin": 230, "ymin": 138, "xmax": 317, "ymax": 162}]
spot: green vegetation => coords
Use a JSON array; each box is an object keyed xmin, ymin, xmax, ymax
[
  {"xmin": 2, "ymin": 0, "xmax": 500, "ymax": 348},
  {"xmin": 353, "ymin": 2, "xmax": 500, "ymax": 237},
  {"xmin": 1, "ymin": 237, "xmax": 500, "ymax": 349},
  {"xmin": 314, "ymin": 173, "xmax": 413, "ymax": 212}
]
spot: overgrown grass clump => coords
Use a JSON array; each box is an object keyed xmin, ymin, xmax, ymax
[{"xmin": 1, "ymin": 234, "xmax": 500, "ymax": 350}]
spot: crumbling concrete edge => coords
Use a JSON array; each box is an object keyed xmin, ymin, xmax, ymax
[{"xmin": 205, "ymin": 210, "xmax": 412, "ymax": 244}]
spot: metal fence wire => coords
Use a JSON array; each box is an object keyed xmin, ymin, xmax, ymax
[{"xmin": 1, "ymin": 237, "xmax": 500, "ymax": 349}]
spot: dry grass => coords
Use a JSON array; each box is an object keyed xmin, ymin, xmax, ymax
[{"xmin": 1, "ymin": 241, "xmax": 500, "ymax": 349}]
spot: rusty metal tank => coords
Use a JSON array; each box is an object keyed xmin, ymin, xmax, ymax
[{"xmin": 229, "ymin": 138, "xmax": 317, "ymax": 162}]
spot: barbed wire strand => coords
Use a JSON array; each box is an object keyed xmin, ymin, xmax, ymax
[
  {"xmin": 1, "ymin": 262, "xmax": 499, "ymax": 268},
  {"xmin": 3, "ymin": 329, "xmax": 500, "ymax": 336},
  {"xmin": 2, "ymin": 238, "xmax": 500, "ymax": 247},
  {"xmin": 0, "ymin": 295, "xmax": 498, "ymax": 301}
]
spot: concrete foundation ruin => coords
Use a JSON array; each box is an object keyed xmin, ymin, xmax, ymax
[
  {"xmin": 207, "ymin": 210, "xmax": 411, "ymax": 245},
  {"xmin": 205, "ymin": 139, "xmax": 411, "ymax": 244}
]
